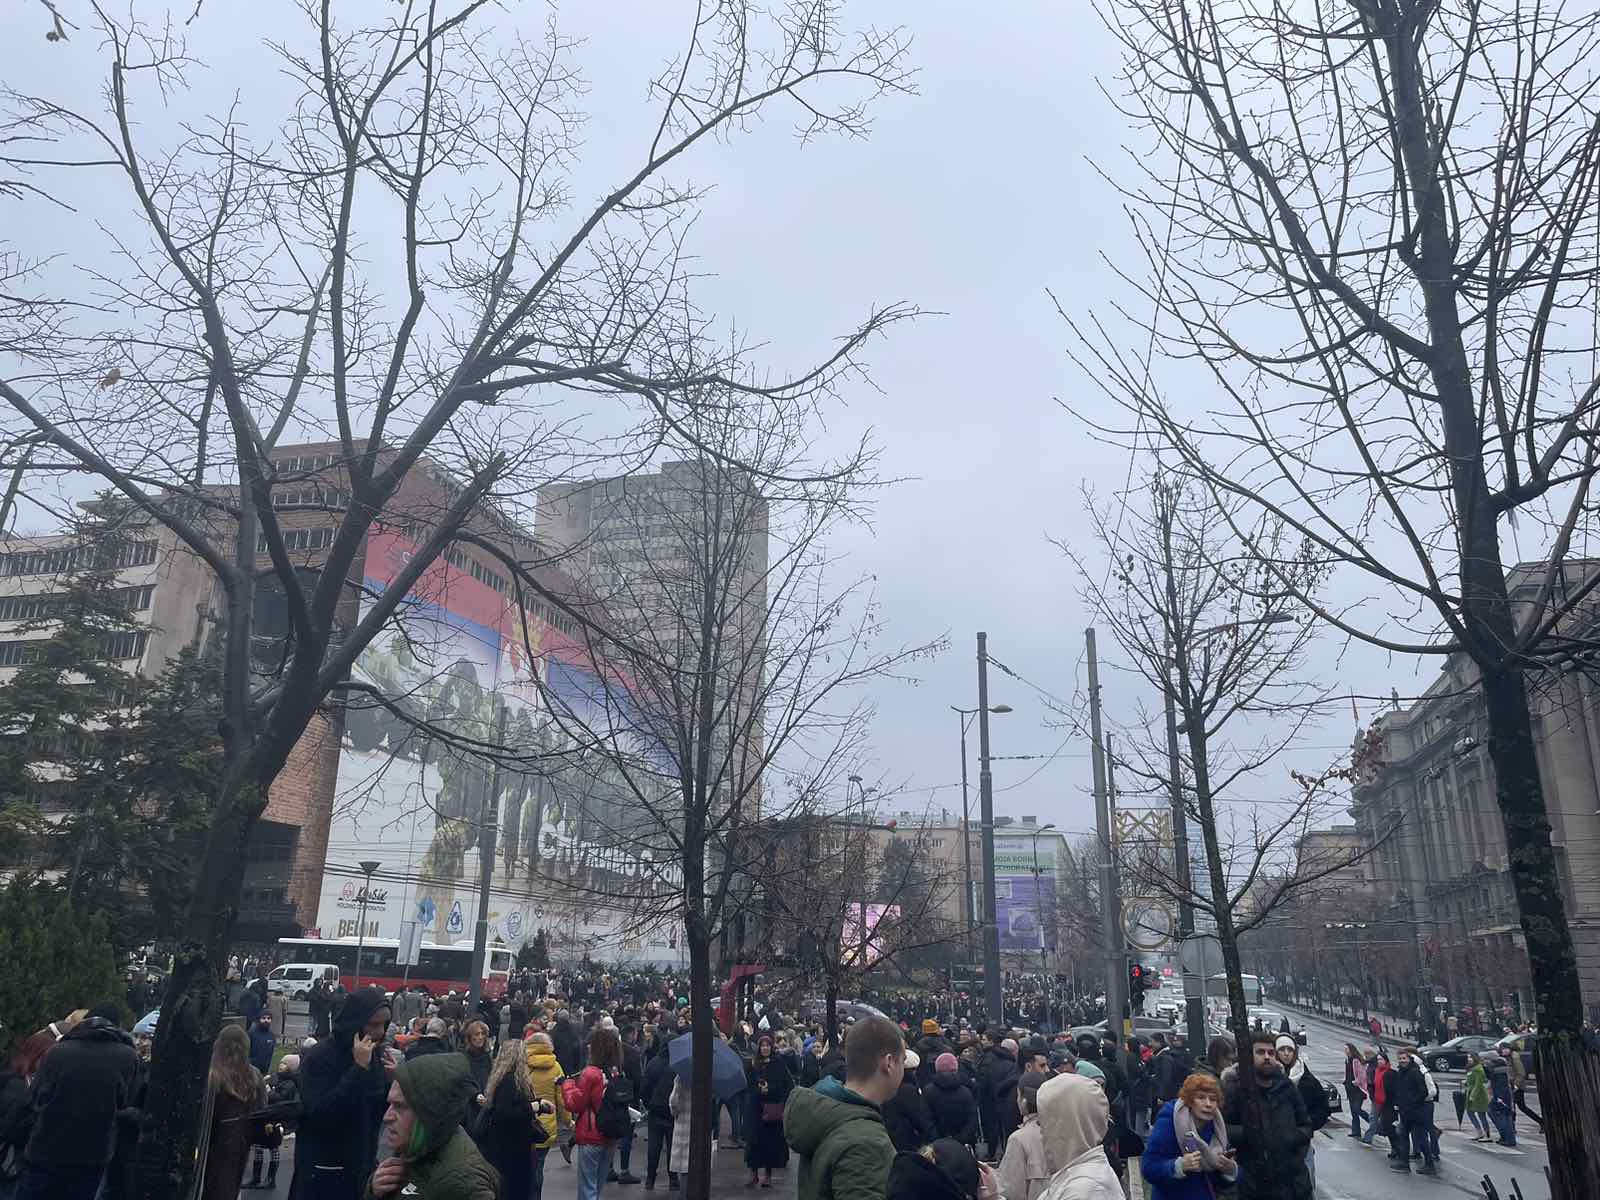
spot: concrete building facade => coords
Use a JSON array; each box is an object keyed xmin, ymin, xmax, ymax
[{"xmin": 1348, "ymin": 567, "xmax": 1600, "ymax": 1025}]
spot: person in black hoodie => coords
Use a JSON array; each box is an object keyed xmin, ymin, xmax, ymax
[
  {"xmin": 925, "ymin": 1053, "xmax": 980, "ymax": 1148},
  {"xmin": 988, "ymin": 1038, "xmax": 1021, "ymax": 1159},
  {"xmin": 641, "ymin": 1031, "xmax": 678, "ymax": 1190},
  {"xmin": 913, "ymin": 1020, "xmax": 953, "ymax": 1088},
  {"xmin": 886, "ymin": 1136, "xmax": 982, "ymax": 1200},
  {"xmin": 15, "ymin": 1002, "xmax": 138, "ymax": 1200},
  {"xmin": 1389, "ymin": 1048, "xmax": 1435, "ymax": 1175},
  {"xmin": 289, "ymin": 986, "xmax": 392, "ymax": 1200},
  {"xmin": 881, "ymin": 1050, "xmax": 938, "ymax": 1153},
  {"xmin": 975, "ymin": 1031, "xmax": 999, "ymax": 1160}
]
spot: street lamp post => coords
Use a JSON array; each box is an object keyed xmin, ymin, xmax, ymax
[
  {"xmin": 953, "ymin": 703, "xmax": 1011, "ymax": 974},
  {"xmin": 1029, "ymin": 822, "xmax": 1056, "ymax": 1026},
  {"xmin": 976, "ymin": 632, "xmax": 1005, "ymax": 1026},
  {"xmin": 1326, "ymin": 921, "xmax": 1371, "ymax": 1026},
  {"xmin": 353, "ymin": 859, "xmax": 382, "ymax": 989}
]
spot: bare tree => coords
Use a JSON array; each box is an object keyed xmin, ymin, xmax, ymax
[
  {"xmin": 1070, "ymin": 471, "xmax": 1399, "ymax": 1148},
  {"xmin": 496, "ymin": 389, "xmax": 938, "ymax": 1200},
  {"xmin": 757, "ymin": 808, "xmax": 964, "ymax": 1048},
  {"xmin": 0, "ymin": 4, "xmax": 914, "ymax": 1193},
  {"xmin": 1069, "ymin": 1, "xmax": 1600, "ymax": 1187}
]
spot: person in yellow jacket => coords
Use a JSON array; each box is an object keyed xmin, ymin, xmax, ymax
[{"xmin": 524, "ymin": 1032, "xmax": 569, "ymax": 1199}]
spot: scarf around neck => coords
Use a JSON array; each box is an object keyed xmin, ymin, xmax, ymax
[{"xmin": 1172, "ymin": 1100, "xmax": 1235, "ymax": 1178}]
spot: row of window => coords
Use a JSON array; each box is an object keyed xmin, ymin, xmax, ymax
[
  {"xmin": 271, "ymin": 485, "xmax": 349, "ymax": 511},
  {"xmin": 258, "ymin": 527, "xmax": 337, "ymax": 554},
  {"xmin": 442, "ymin": 547, "xmax": 509, "ymax": 594},
  {"xmin": 274, "ymin": 453, "xmax": 337, "ymax": 475},
  {"xmin": 0, "ymin": 630, "xmax": 148, "ymax": 667},
  {"xmin": 1, "ymin": 540, "xmax": 157, "ymax": 578},
  {"xmin": 0, "ymin": 585, "xmax": 155, "ymax": 623}
]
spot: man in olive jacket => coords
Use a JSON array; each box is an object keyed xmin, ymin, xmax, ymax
[
  {"xmin": 785, "ymin": 1015, "xmax": 903, "ymax": 1200},
  {"xmin": 367, "ymin": 1053, "xmax": 500, "ymax": 1200}
]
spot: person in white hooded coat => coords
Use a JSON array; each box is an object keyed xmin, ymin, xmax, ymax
[{"xmin": 1034, "ymin": 1073, "xmax": 1123, "ymax": 1200}]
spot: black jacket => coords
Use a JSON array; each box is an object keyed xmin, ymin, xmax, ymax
[
  {"xmin": 988, "ymin": 1046, "xmax": 1019, "ymax": 1109},
  {"xmin": 881, "ymin": 1078, "xmax": 938, "ymax": 1153},
  {"xmin": 21, "ymin": 1018, "xmax": 138, "ymax": 1170},
  {"xmin": 1151, "ymin": 1046, "xmax": 1194, "ymax": 1102},
  {"xmin": 1224, "ymin": 1070, "xmax": 1312, "ymax": 1200},
  {"xmin": 913, "ymin": 1037, "xmax": 951, "ymax": 1086},
  {"xmin": 924, "ymin": 1072, "xmax": 979, "ymax": 1145},
  {"xmin": 552, "ymin": 1020, "xmax": 582, "ymax": 1077},
  {"xmin": 643, "ymin": 1043, "xmax": 676, "ymax": 1121},
  {"xmin": 289, "ymin": 988, "xmax": 390, "ymax": 1200},
  {"xmin": 405, "ymin": 1036, "xmax": 453, "ymax": 1061},
  {"xmin": 1293, "ymin": 1066, "xmax": 1330, "ymax": 1132},
  {"xmin": 1389, "ymin": 1062, "xmax": 1429, "ymax": 1121}
]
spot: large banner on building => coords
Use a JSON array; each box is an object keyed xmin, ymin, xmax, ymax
[
  {"xmin": 993, "ymin": 835, "xmax": 1057, "ymax": 952},
  {"xmin": 314, "ymin": 531, "xmax": 683, "ymax": 967}
]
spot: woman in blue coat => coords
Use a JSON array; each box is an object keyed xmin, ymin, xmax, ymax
[{"xmin": 1141, "ymin": 1073, "xmax": 1239, "ymax": 1199}]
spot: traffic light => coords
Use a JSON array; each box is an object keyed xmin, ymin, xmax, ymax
[{"xmin": 1129, "ymin": 962, "xmax": 1146, "ymax": 1012}]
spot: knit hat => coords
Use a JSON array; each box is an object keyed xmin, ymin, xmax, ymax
[
  {"xmin": 904, "ymin": 1049, "xmax": 921, "ymax": 1071},
  {"xmin": 935, "ymin": 1052, "xmax": 960, "ymax": 1073},
  {"xmin": 1275, "ymin": 1034, "xmax": 1297, "ymax": 1054},
  {"xmin": 1074, "ymin": 1060, "xmax": 1105, "ymax": 1082},
  {"xmin": 922, "ymin": 1018, "xmax": 942, "ymax": 1035}
]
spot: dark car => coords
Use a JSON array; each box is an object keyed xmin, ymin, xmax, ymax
[{"xmin": 1416, "ymin": 1034, "xmax": 1499, "ymax": 1071}]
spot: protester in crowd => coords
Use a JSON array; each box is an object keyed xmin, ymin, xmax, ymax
[
  {"xmin": 1364, "ymin": 1051, "xmax": 1395, "ymax": 1150},
  {"xmin": 523, "ymin": 1032, "xmax": 567, "ymax": 1200},
  {"xmin": 886, "ymin": 1137, "xmax": 990, "ymax": 1200},
  {"xmin": 562, "ymin": 1026, "xmax": 625, "ymax": 1200},
  {"xmin": 611, "ymin": 1023, "xmax": 645, "ymax": 1186},
  {"xmin": 478, "ymin": 1039, "xmax": 552, "ymax": 1200},
  {"xmin": 1389, "ymin": 1048, "xmax": 1437, "ymax": 1176},
  {"xmin": 200, "ymin": 1025, "xmax": 264, "ymax": 1200},
  {"xmin": 989, "ymin": 1037, "xmax": 1022, "ymax": 1158},
  {"xmin": 784, "ymin": 1015, "xmax": 902, "ymax": 1200},
  {"xmin": 368, "ymin": 1053, "xmax": 500, "ymax": 1200},
  {"xmin": 1222, "ymin": 1030, "xmax": 1311, "ymax": 1200},
  {"xmin": 976, "ymin": 1031, "xmax": 1000, "ymax": 1162},
  {"xmin": 926, "ymin": 1052, "xmax": 980, "ymax": 1149},
  {"xmin": 13, "ymin": 1001, "xmax": 137, "ymax": 1200},
  {"xmin": 408, "ymin": 1018, "xmax": 454, "ymax": 1061},
  {"xmin": 1141, "ymin": 1072, "xmax": 1238, "ymax": 1200},
  {"xmin": 1341, "ymin": 1043, "xmax": 1368, "ymax": 1141},
  {"xmin": 1197, "ymin": 1037, "xmax": 1234, "ymax": 1082},
  {"xmin": 641, "ymin": 1026, "xmax": 678, "ymax": 1192},
  {"xmin": 245, "ymin": 1052, "xmax": 300, "ymax": 1191},
  {"xmin": 463, "ymin": 1021, "xmax": 494, "ymax": 1098},
  {"xmin": 995, "ymin": 1071, "xmax": 1050, "ymax": 1200},
  {"xmin": 249, "ymin": 1013, "xmax": 277, "ymax": 1077},
  {"xmin": 292, "ymin": 986, "xmax": 393, "ymax": 1200},
  {"xmin": 880, "ymin": 1048, "xmax": 935, "ymax": 1155},
  {"xmin": 746, "ymin": 1032, "xmax": 795, "ymax": 1186},
  {"xmin": 1035, "ymin": 1073, "xmax": 1121, "ymax": 1200},
  {"xmin": 667, "ymin": 1075, "xmax": 695, "ymax": 1197},
  {"xmin": 914, "ymin": 1020, "xmax": 953, "ymax": 1087},
  {"xmin": 1273, "ymin": 1035, "xmax": 1328, "ymax": 1189},
  {"xmin": 1502, "ymin": 1043, "xmax": 1540, "ymax": 1129},
  {"xmin": 1462, "ymin": 1052, "xmax": 1492, "ymax": 1142}
]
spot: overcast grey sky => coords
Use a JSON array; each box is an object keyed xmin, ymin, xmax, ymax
[{"xmin": 1, "ymin": 1, "xmax": 1398, "ymax": 844}]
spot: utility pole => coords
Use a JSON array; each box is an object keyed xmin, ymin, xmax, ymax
[
  {"xmin": 1163, "ymin": 642, "xmax": 1207, "ymax": 1052},
  {"xmin": 977, "ymin": 632, "xmax": 1004, "ymax": 1026},
  {"xmin": 957, "ymin": 713, "xmax": 977, "ymax": 963},
  {"xmin": 467, "ymin": 700, "xmax": 510, "ymax": 1012},
  {"xmin": 1087, "ymin": 628, "xmax": 1127, "ymax": 1037}
]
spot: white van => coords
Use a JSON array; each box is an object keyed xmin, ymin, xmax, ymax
[{"xmin": 263, "ymin": 962, "xmax": 341, "ymax": 999}]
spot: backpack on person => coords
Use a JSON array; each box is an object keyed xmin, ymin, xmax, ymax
[{"xmin": 596, "ymin": 1068, "xmax": 637, "ymax": 1140}]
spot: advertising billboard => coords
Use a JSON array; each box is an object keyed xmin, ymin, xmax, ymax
[
  {"xmin": 314, "ymin": 531, "xmax": 683, "ymax": 966},
  {"xmin": 993, "ymin": 835, "xmax": 1058, "ymax": 953}
]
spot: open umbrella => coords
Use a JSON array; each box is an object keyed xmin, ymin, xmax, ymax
[{"xmin": 668, "ymin": 1031, "xmax": 748, "ymax": 1101}]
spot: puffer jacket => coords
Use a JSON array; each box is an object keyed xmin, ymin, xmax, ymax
[
  {"xmin": 924, "ymin": 1071, "xmax": 979, "ymax": 1145},
  {"xmin": 523, "ymin": 1043, "xmax": 567, "ymax": 1145}
]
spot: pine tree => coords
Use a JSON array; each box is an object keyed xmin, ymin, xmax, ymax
[{"xmin": 0, "ymin": 873, "xmax": 124, "ymax": 1058}]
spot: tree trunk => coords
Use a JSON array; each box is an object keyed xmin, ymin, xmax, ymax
[
  {"xmin": 135, "ymin": 768, "xmax": 266, "ymax": 1200},
  {"xmin": 1479, "ymin": 663, "xmax": 1600, "ymax": 1195},
  {"xmin": 825, "ymin": 975, "xmax": 840, "ymax": 1052},
  {"xmin": 685, "ymin": 904, "xmax": 716, "ymax": 1200}
]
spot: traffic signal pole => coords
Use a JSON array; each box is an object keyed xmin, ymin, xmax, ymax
[{"xmin": 1087, "ymin": 629, "xmax": 1128, "ymax": 1036}]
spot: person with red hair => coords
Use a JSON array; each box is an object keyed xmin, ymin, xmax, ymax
[{"xmin": 1140, "ymin": 1073, "xmax": 1239, "ymax": 1199}]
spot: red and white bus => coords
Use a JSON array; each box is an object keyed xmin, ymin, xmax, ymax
[{"xmin": 277, "ymin": 937, "xmax": 513, "ymax": 998}]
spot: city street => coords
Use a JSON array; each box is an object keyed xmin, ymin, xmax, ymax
[{"xmin": 1285, "ymin": 1006, "xmax": 1548, "ymax": 1200}]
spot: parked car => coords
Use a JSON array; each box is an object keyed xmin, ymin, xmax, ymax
[
  {"xmin": 1246, "ymin": 1008, "xmax": 1307, "ymax": 1045},
  {"xmin": 1416, "ymin": 1034, "xmax": 1499, "ymax": 1071},
  {"xmin": 1494, "ymin": 1031, "xmax": 1538, "ymax": 1078},
  {"xmin": 259, "ymin": 961, "xmax": 340, "ymax": 1000}
]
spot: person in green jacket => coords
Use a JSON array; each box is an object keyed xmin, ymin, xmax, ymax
[
  {"xmin": 784, "ymin": 1015, "xmax": 904, "ymax": 1200},
  {"xmin": 368, "ymin": 1052, "xmax": 501, "ymax": 1200},
  {"xmin": 1462, "ymin": 1054, "xmax": 1492, "ymax": 1142}
]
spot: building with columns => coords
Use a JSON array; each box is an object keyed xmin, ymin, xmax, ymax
[{"xmin": 1348, "ymin": 563, "xmax": 1600, "ymax": 1026}]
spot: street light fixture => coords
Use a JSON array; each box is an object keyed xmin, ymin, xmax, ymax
[
  {"xmin": 354, "ymin": 859, "xmax": 382, "ymax": 989},
  {"xmin": 952, "ymin": 702, "xmax": 1013, "ymax": 972}
]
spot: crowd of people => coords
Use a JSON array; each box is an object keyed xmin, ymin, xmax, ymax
[{"xmin": 0, "ymin": 962, "xmax": 1554, "ymax": 1200}]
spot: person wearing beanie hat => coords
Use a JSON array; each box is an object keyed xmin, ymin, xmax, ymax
[
  {"xmin": 1074, "ymin": 1060, "xmax": 1105, "ymax": 1085},
  {"xmin": 1275, "ymin": 1033, "xmax": 1331, "ymax": 1187},
  {"xmin": 996, "ymin": 1071, "xmax": 1051, "ymax": 1200},
  {"xmin": 927, "ymin": 1051, "xmax": 980, "ymax": 1148},
  {"xmin": 882, "ymin": 1049, "xmax": 938, "ymax": 1152},
  {"xmin": 914, "ymin": 1020, "xmax": 954, "ymax": 1091}
]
